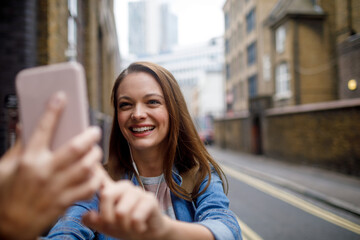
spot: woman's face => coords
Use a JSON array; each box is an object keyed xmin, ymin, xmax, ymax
[{"xmin": 116, "ymin": 72, "xmax": 169, "ymax": 152}]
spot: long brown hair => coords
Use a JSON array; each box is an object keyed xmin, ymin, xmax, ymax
[{"xmin": 107, "ymin": 62, "xmax": 227, "ymax": 201}]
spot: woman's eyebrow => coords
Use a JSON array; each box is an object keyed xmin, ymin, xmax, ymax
[
  {"xmin": 117, "ymin": 93, "xmax": 164, "ymax": 102},
  {"xmin": 117, "ymin": 96, "xmax": 132, "ymax": 102},
  {"xmin": 144, "ymin": 93, "xmax": 164, "ymax": 99}
]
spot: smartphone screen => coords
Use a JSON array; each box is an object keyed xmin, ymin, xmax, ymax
[{"xmin": 16, "ymin": 62, "xmax": 89, "ymax": 150}]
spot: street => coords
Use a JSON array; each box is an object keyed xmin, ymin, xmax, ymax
[{"xmin": 207, "ymin": 147, "xmax": 360, "ymax": 240}]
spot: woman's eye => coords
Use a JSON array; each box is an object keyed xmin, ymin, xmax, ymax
[
  {"xmin": 119, "ymin": 102, "xmax": 131, "ymax": 109},
  {"xmin": 148, "ymin": 99, "xmax": 161, "ymax": 105}
]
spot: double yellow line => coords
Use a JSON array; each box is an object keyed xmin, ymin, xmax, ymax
[
  {"xmin": 236, "ymin": 216, "xmax": 263, "ymax": 240},
  {"xmin": 221, "ymin": 164, "xmax": 360, "ymax": 238}
]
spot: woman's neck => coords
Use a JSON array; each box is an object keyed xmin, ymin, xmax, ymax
[{"xmin": 131, "ymin": 148, "xmax": 164, "ymax": 177}]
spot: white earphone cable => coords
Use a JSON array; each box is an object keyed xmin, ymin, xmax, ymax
[{"xmin": 128, "ymin": 142, "xmax": 163, "ymax": 197}]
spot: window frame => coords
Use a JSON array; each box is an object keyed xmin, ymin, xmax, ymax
[
  {"xmin": 246, "ymin": 8, "xmax": 256, "ymax": 33},
  {"xmin": 275, "ymin": 25, "xmax": 286, "ymax": 54},
  {"xmin": 275, "ymin": 62, "xmax": 291, "ymax": 99},
  {"xmin": 248, "ymin": 74, "xmax": 257, "ymax": 98},
  {"xmin": 247, "ymin": 41, "xmax": 257, "ymax": 66}
]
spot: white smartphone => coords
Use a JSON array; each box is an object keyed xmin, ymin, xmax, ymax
[{"xmin": 16, "ymin": 62, "xmax": 89, "ymax": 150}]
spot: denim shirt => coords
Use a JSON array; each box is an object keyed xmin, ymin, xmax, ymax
[{"xmin": 42, "ymin": 168, "xmax": 242, "ymax": 240}]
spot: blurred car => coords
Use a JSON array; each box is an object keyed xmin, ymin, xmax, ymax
[
  {"xmin": 195, "ymin": 115, "xmax": 215, "ymax": 145},
  {"xmin": 198, "ymin": 128, "xmax": 214, "ymax": 145}
]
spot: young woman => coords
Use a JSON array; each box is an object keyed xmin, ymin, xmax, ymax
[{"xmin": 43, "ymin": 62, "xmax": 242, "ymax": 240}]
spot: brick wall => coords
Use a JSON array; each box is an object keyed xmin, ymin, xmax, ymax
[
  {"xmin": 214, "ymin": 113, "xmax": 252, "ymax": 152},
  {"xmin": 264, "ymin": 99, "xmax": 360, "ymax": 176},
  {"xmin": 47, "ymin": 0, "xmax": 68, "ymax": 64},
  {"xmin": 0, "ymin": 0, "xmax": 37, "ymax": 156},
  {"xmin": 297, "ymin": 19, "xmax": 338, "ymax": 104},
  {"xmin": 83, "ymin": 0, "xmax": 100, "ymax": 112},
  {"xmin": 214, "ymin": 99, "xmax": 360, "ymax": 176},
  {"xmin": 37, "ymin": 0, "xmax": 68, "ymax": 65}
]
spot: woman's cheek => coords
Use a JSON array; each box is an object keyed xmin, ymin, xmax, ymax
[{"xmin": 117, "ymin": 114, "xmax": 128, "ymax": 134}]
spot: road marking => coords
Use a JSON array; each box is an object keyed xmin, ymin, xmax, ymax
[
  {"xmin": 236, "ymin": 216, "xmax": 263, "ymax": 240},
  {"xmin": 221, "ymin": 164, "xmax": 360, "ymax": 235}
]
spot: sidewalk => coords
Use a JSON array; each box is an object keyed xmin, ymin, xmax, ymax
[{"xmin": 207, "ymin": 146, "xmax": 360, "ymax": 217}]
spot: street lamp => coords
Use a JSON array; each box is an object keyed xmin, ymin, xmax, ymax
[{"xmin": 347, "ymin": 79, "xmax": 357, "ymax": 91}]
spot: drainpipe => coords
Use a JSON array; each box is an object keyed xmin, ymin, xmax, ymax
[
  {"xmin": 294, "ymin": 21, "xmax": 301, "ymax": 105},
  {"xmin": 347, "ymin": 0, "xmax": 355, "ymax": 35}
]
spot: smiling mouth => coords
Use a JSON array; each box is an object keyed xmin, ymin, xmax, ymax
[{"xmin": 130, "ymin": 126, "xmax": 155, "ymax": 133}]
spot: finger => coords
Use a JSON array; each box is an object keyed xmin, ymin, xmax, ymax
[
  {"xmin": 52, "ymin": 126, "xmax": 101, "ymax": 171},
  {"xmin": 98, "ymin": 180, "xmax": 136, "ymax": 225},
  {"xmin": 115, "ymin": 185, "xmax": 143, "ymax": 217},
  {"xmin": 131, "ymin": 193, "xmax": 159, "ymax": 233},
  {"xmin": 114, "ymin": 185, "xmax": 143, "ymax": 231},
  {"xmin": 95, "ymin": 163, "xmax": 113, "ymax": 184},
  {"xmin": 53, "ymin": 145, "xmax": 102, "ymax": 191},
  {"xmin": 98, "ymin": 182, "xmax": 120, "ymax": 224},
  {"xmin": 57, "ymin": 169, "xmax": 102, "ymax": 208},
  {"xmin": 27, "ymin": 92, "xmax": 66, "ymax": 151}
]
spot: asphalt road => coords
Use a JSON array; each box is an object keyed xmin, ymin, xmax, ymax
[{"xmin": 208, "ymin": 147, "xmax": 360, "ymax": 240}]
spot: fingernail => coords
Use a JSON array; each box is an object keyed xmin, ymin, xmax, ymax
[
  {"xmin": 50, "ymin": 91, "xmax": 66, "ymax": 109},
  {"xmin": 90, "ymin": 126, "xmax": 102, "ymax": 138}
]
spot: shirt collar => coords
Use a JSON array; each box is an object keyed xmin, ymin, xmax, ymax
[{"xmin": 127, "ymin": 165, "xmax": 183, "ymax": 185}]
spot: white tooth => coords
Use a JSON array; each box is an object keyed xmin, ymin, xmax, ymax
[{"xmin": 133, "ymin": 127, "xmax": 153, "ymax": 132}]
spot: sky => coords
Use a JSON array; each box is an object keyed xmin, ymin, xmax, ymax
[{"xmin": 114, "ymin": 0, "xmax": 226, "ymax": 57}]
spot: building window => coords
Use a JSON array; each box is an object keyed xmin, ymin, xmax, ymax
[
  {"xmin": 234, "ymin": 83, "xmax": 239, "ymax": 103},
  {"xmin": 276, "ymin": 25, "xmax": 286, "ymax": 53},
  {"xmin": 226, "ymin": 63, "xmax": 231, "ymax": 80},
  {"xmin": 247, "ymin": 41, "xmax": 256, "ymax": 66},
  {"xmin": 248, "ymin": 74, "xmax": 257, "ymax": 98},
  {"xmin": 225, "ymin": 12, "xmax": 230, "ymax": 30},
  {"xmin": 262, "ymin": 55, "xmax": 271, "ymax": 81},
  {"xmin": 246, "ymin": 8, "xmax": 256, "ymax": 33},
  {"xmin": 66, "ymin": 0, "xmax": 78, "ymax": 60},
  {"xmin": 229, "ymin": 36, "xmax": 233, "ymax": 52},
  {"xmin": 226, "ymin": 89, "xmax": 234, "ymax": 113},
  {"xmin": 225, "ymin": 38, "xmax": 229, "ymax": 54},
  {"xmin": 276, "ymin": 62, "xmax": 291, "ymax": 98}
]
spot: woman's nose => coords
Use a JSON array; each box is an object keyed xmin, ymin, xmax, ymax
[{"xmin": 131, "ymin": 105, "xmax": 146, "ymax": 120}]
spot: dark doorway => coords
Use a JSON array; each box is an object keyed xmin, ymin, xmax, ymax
[{"xmin": 251, "ymin": 116, "xmax": 262, "ymax": 154}]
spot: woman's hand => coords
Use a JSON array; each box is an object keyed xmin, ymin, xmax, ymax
[
  {"xmin": 82, "ymin": 179, "xmax": 170, "ymax": 240},
  {"xmin": 0, "ymin": 92, "xmax": 103, "ymax": 240},
  {"xmin": 82, "ymin": 177, "xmax": 215, "ymax": 240}
]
